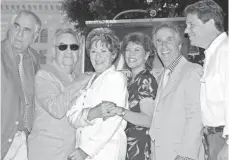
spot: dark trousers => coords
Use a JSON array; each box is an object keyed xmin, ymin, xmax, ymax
[{"xmin": 205, "ymin": 132, "xmax": 226, "ymax": 160}]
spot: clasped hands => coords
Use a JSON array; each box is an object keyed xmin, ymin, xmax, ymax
[
  {"xmin": 88, "ymin": 101, "xmax": 124, "ymax": 121},
  {"xmin": 67, "ymin": 101, "xmax": 124, "ymax": 160}
]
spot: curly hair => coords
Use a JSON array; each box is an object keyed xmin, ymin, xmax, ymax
[
  {"xmin": 86, "ymin": 27, "xmax": 120, "ymax": 64},
  {"xmin": 184, "ymin": 0, "xmax": 224, "ymax": 32},
  {"xmin": 121, "ymin": 32, "xmax": 156, "ymax": 71}
]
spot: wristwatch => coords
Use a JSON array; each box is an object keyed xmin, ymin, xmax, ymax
[{"xmin": 119, "ymin": 108, "xmax": 126, "ymax": 117}]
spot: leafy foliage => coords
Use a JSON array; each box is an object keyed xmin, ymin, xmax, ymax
[{"xmin": 61, "ymin": 0, "xmax": 227, "ymax": 32}]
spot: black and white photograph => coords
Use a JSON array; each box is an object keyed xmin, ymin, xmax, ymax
[{"xmin": 1, "ymin": 0, "xmax": 228, "ymax": 160}]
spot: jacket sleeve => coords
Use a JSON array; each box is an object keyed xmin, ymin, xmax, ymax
[
  {"xmin": 35, "ymin": 70, "xmax": 74, "ymax": 119},
  {"xmin": 69, "ymin": 72, "xmax": 128, "ymax": 158},
  {"xmin": 178, "ymin": 66, "xmax": 203, "ymax": 160},
  {"xmin": 1, "ymin": 60, "xmax": 21, "ymax": 159},
  {"xmin": 66, "ymin": 92, "xmax": 94, "ymax": 128}
]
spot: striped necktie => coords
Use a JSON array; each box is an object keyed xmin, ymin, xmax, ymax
[{"xmin": 18, "ymin": 54, "xmax": 33, "ymax": 128}]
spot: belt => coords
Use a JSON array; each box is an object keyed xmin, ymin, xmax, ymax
[{"xmin": 203, "ymin": 126, "xmax": 224, "ymax": 135}]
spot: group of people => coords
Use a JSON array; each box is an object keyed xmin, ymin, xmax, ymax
[{"xmin": 1, "ymin": 0, "xmax": 228, "ymax": 160}]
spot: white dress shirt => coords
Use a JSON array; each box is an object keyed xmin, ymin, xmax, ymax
[{"xmin": 200, "ymin": 32, "xmax": 229, "ymax": 138}]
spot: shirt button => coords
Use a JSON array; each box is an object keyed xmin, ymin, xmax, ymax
[
  {"xmin": 8, "ymin": 139, "xmax": 12, "ymax": 142},
  {"xmin": 15, "ymin": 121, "xmax": 19, "ymax": 125}
]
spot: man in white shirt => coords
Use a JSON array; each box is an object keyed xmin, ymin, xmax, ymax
[{"xmin": 184, "ymin": 1, "xmax": 228, "ymax": 160}]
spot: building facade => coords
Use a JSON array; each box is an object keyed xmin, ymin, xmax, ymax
[{"xmin": 1, "ymin": 0, "xmax": 84, "ymax": 74}]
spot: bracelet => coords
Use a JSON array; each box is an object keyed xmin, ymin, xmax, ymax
[{"xmin": 119, "ymin": 108, "xmax": 125, "ymax": 117}]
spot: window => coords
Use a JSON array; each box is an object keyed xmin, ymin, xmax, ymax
[
  {"xmin": 40, "ymin": 29, "xmax": 48, "ymax": 43},
  {"xmin": 34, "ymin": 28, "xmax": 48, "ymax": 43}
]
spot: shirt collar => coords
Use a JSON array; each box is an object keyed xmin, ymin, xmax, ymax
[
  {"xmin": 166, "ymin": 55, "xmax": 182, "ymax": 75},
  {"xmin": 94, "ymin": 65, "xmax": 115, "ymax": 77},
  {"xmin": 204, "ymin": 32, "xmax": 227, "ymax": 56}
]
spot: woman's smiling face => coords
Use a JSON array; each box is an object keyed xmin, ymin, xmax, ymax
[
  {"xmin": 89, "ymin": 40, "xmax": 116, "ymax": 73},
  {"xmin": 125, "ymin": 42, "xmax": 148, "ymax": 70}
]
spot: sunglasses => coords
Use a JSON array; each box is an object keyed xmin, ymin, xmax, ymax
[{"xmin": 56, "ymin": 44, "xmax": 79, "ymax": 51}]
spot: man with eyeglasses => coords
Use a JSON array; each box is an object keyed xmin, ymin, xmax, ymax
[
  {"xmin": 1, "ymin": 10, "xmax": 41, "ymax": 159},
  {"xmin": 27, "ymin": 28, "xmax": 91, "ymax": 160},
  {"xmin": 184, "ymin": 1, "xmax": 228, "ymax": 160}
]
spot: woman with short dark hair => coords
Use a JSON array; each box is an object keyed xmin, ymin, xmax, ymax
[{"xmin": 108, "ymin": 32, "xmax": 158, "ymax": 160}]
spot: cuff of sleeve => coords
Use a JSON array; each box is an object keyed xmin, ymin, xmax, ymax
[
  {"xmin": 83, "ymin": 108, "xmax": 95, "ymax": 126},
  {"xmin": 79, "ymin": 143, "xmax": 96, "ymax": 158}
]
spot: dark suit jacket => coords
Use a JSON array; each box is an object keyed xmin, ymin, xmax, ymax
[{"xmin": 1, "ymin": 39, "xmax": 40, "ymax": 159}]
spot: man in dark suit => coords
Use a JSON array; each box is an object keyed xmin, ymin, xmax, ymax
[{"xmin": 1, "ymin": 10, "xmax": 41, "ymax": 159}]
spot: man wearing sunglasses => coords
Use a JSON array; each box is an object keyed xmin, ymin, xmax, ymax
[
  {"xmin": 1, "ymin": 10, "xmax": 41, "ymax": 160},
  {"xmin": 28, "ymin": 28, "xmax": 91, "ymax": 160}
]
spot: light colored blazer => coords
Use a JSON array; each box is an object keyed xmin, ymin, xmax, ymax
[
  {"xmin": 149, "ymin": 57, "xmax": 204, "ymax": 160},
  {"xmin": 67, "ymin": 65, "xmax": 128, "ymax": 160},
  {"xmin": 28, "ymin": 63, "xmax": 75, "ymax": 160}
]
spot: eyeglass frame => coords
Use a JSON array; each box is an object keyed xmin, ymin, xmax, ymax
[{"xmin": 55, "ymin": 44, "xmax": 80, "ymax": 51}]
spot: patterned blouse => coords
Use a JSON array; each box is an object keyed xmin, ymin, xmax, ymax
[{"xmin": 126, "ymin": 69, "xmax": 158, "ymax": 160}]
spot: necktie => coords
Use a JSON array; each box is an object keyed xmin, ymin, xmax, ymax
[
  {"xmin": 18, "ymin": 54, "xmax": 33, "ymax": 129},
  {"xmin": 162, "ymin": 69, "xmax": 171, "ymax": 89}
]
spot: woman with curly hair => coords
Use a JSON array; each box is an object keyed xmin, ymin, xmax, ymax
[
  {"xmin": 66, "ymin": 28, "xmax": 128, "ymax": 160},
  {"xmin": 107, "ymin": 32, "xmax": 158, "ymax": 160}
]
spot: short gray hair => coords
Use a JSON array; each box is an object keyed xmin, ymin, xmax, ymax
[
  {"xmin": 152, "ymin": 23, "xmax": 182, "ymax": 44},
  {"xmin": 11, "ymin": 10, "xmax": 42, "ymax": 33},
  {"xmin": 53, "ymin": 28, "xmax": 80, "ymax": 45}
]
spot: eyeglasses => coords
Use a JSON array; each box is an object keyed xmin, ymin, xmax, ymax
[{"xmin": 56, "ymin": 44, "xmax": 79, "ymax": 51}]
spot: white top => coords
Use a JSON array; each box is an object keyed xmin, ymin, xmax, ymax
[
  {"xmin": 66, "ymin": 65, "xmax": 129, "ymax": 160},
  {"xmin": 200, "ymin": 32, "xmax": 229, "ymax": 138}
]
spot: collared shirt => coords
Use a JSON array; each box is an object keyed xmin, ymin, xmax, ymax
[
  {"xmin": 167, "ymin": 55, "xmax": 182, "ymax": 75},
  {"xmin": 200, "ymin": 32, "xmax": 229, "ymax": 137},
  {"xmin": 161, "ymin": 55, "xmax": 182, "ymax": 88}
]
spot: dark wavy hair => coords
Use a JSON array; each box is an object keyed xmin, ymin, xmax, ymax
[
  {"xmin": 184, "ymin": 0, "xmax": 224, "ymax": 32},
  {"xmin": 121, "ymin": 32, "xmax": 156, "ymax": 70},
  {"xmin": 86, "ymin": 27, "xmax": 120, "ymax": 64}
]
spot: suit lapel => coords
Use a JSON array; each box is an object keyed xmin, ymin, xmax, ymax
[
  {"xmin": 155, "ymin": 70, "xmax": 164, "ymax": 107},
  {"xmin": 2, "ymin": 40, "xmax": 18, "ymax": 72},
  {"xmin": 158, "ymin": 57, "xmax": 187, "ymax": 101},
  {"xmin": 1, "ymin": 40, "xmax": 25, "ymax": 101}
]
